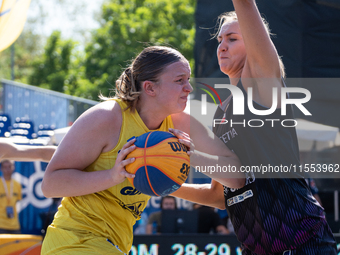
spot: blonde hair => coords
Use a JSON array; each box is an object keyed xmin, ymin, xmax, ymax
[
  {"xmin": 215, "ymin": 11, "xmax": 286, "ymax": 78},
  {"xmin": 100, "ymin": 46, "xmax": 186, "ymax": 111}
]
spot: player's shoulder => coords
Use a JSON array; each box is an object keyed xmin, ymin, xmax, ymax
[
  {"xmin": 92, "ymin": 99, "xmax": 121, "ymax": 115},
  {"xmin": 64, "ymin": 100, "xmax": 123, "ymax": 144},
  {"xmin": 76, "ymin": 100, "xmax": 122, "ymax": 127},
  {"xmin": 171, "ymin": 111, "xmax": 191, "ymax": 134}
]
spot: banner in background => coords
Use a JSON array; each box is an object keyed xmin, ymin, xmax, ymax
[{"xmin": 12, "ymin": 161, "xmax": 53, "ymax": 235}]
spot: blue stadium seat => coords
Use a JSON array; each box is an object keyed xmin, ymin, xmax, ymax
[
  {"xmin": 0, "ymin": 113, "xmax": 12, "ymax": 137},
  {"xmin": 37, "ymin": 124, "xmax": 55, "ymax": 140},
  {"xmin": 10, "ymin": 117, "xmax": 36, "ymax": 139}
]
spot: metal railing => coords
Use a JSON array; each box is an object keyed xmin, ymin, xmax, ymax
[{"xmin": 0, "ymin": 79, "xmax": 98, "ymax": 131}]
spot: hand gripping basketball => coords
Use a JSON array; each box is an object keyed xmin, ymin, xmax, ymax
[
  {"xmin": 110, "ymin": 138, "xmax": 136, "ymax": 186},
  {"xmin": 125, "ymin": 131, "xmax": 190, "ymax": 196},
  {"xmin": 168, "ymin": 128, "xmax": 194, "ymax": 156}
]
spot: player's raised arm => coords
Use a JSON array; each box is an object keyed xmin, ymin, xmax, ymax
[
  {"xmin": 233, "ymin": 0, "xmax": 281, "ymax": 78},
  {"xmin": 217, "ymin": 0, "xmax": 283, "ymax": 107},
  {"xmin": 0, "ymin": 139, "xmax": 57, "ymax": 162}
]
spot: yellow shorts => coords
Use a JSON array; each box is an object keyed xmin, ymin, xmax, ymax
[{"xmin": 41, "ymin": 226, "xmax": 127, "ymax": 255}]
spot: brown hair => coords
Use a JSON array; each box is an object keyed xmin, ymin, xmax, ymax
[
  {"xmin": 215, "ymin": 11, "xmax": 286, "ymax": 78},
  {"xmin": 101, "ymin": 46, "xmax": 186, "ymax": 111}
]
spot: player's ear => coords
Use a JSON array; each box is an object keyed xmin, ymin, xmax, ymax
[{"xmin": 142, "ymin": 80, "xmax": 157, "ymax": 96}]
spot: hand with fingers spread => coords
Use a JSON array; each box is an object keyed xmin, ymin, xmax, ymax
[
  {"xmin": 168, "ymin": 128, "xmax": 194, "ymax": 156},
  {"xmin": 110, "ymin": 138, "xmax": 136, "ymax": 185}
]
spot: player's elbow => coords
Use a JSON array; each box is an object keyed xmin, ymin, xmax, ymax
[
  {"xmin": 215, "ymin": 201, "xmax": 226, "ymax": 210},
  {"xmin": 233, "ymin": 178, "xmax": 246, "ymax": 189},
  {"xmin": 209, "ymin": 193, "xmax": 226, "ymax": 209},
  {"xmin": 219, "ymin": 177, "xmax": 245, "ymax": 190},
  {"xmin": 210, "ymin": 183, "xmax": 226, "ymax": 210},
  {"xmin": 41, "ymin": 179, "xmax": 53, "ymax": 198},
  {"xmin": 41, "ymin": 175, "xmax": 59, "ymax": 198}
]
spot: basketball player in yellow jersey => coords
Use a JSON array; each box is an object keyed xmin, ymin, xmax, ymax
[{"xmin": 41, "ymin": 46, "xmax": 245, "ymax": 254}]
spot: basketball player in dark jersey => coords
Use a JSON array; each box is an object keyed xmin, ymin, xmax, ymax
[{"xmin": 173, "ymin": 0, "xmax": 337, "ymax": 254}]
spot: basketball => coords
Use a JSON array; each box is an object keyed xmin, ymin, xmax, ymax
[{"xmin": 125, "ymin": 131, "xmax": 190, "ymax": 196}]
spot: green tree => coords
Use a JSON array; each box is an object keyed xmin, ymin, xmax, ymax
[
  {"xmin": 0, "ymin": 46, "xmax": 13, "ymax": 80},
  {"xmin": 0, "ymin": 29, "xmax": 43, "ymax": 83},
  {"xmin": 84, "ymin": 0, "xmax": 196, "ymax": 99},
  {"xmin": 27, "ymin": 31, "xmax": 99, "ymax": 98},
  {"xmin": 28, "ymin": 31, "xmax": 78, "ymax": 93},
  {"xmin": 9, "ymin": 0, "xmax": 196, "ymax": 101}
]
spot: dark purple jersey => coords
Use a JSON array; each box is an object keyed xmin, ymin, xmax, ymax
[{"xmin": 212, "ymin": 80, "xmax": 336, "ymax": 254}]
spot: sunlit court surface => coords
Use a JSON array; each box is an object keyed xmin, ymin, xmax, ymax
[{"xmin": 0, "ymin": 0, "xmax": 340, "ymax": 254}]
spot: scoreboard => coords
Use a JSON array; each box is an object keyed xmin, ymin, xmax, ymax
[{"xmin": 132, "ymin": 234, "xmax": 340, "ymax": 255}]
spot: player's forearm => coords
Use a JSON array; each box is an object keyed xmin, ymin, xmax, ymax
[
  {"xmin": 190, "ymin": 151, "xmax": 245, "ymax": 189},
  {"xmin": 16, "ymin": 146, "xmax": 57, "ymax": 162},
  {"xmin": 41, "ymin": 168, "xmax": 117, "ymax": 198},
  {"xmin": 0, "ymin": 143, "xmax": 57, "ymax": 162},
  {"xmin": 172, "ymin": 183, "xmax": 225, "ymax": 210},
  {"xmin": 231, "ymin": 0, "xmax": 281, "ymax": 78},
  {"xmin": 37, "ymin": 146, "xmax": 57, "ymax": 162}
]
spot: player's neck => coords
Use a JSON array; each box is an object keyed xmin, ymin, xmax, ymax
[
  {"xmin": 139, "ymin": 111, "xmax": 164, "ymax": 130},
  {"xmin": 136, "ymin": 102, "xmax": 167, "ymax": 130}
]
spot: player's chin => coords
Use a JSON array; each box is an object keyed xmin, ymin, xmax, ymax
[
  {"xmin": 179, "ymin": 98, "xmax": 188, "ymax": 108},
  {"xmin": 219, "ymin": 65, "xmax": 229, "ymax": 74},
  {"xmin": 177, "ymin": 104, "xmax": 187, "ymax": 113}
]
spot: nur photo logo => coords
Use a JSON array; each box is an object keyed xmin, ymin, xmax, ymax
[{"xmin": 197, "ymin": 81, "xmax": 312, "ymax": 128}]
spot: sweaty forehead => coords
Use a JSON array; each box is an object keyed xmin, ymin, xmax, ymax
[
  {"xmin": 163, "ymin": 60, "xmax": 191, "ymax": 75},
  {"xmin": 218, "ymin": 21, "xmax": 240, "ymax": 37}
]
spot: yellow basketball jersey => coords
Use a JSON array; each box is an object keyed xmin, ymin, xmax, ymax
[{"xmin": 45, "ymin": 99, "xmax": 174, "ymax": 254}]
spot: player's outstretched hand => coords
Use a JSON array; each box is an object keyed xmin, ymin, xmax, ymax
[
  {"xmin": 110, "ymin": 138, "xmax": 136, "ymax": 185},
  {"xmin": 168, "ymin": 128, "xmax": 194, "ymax": 156}
]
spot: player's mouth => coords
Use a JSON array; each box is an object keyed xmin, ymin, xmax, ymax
[{"xmin": 180, "ymin": 96, "xmax": 188, "ymax": 101}]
